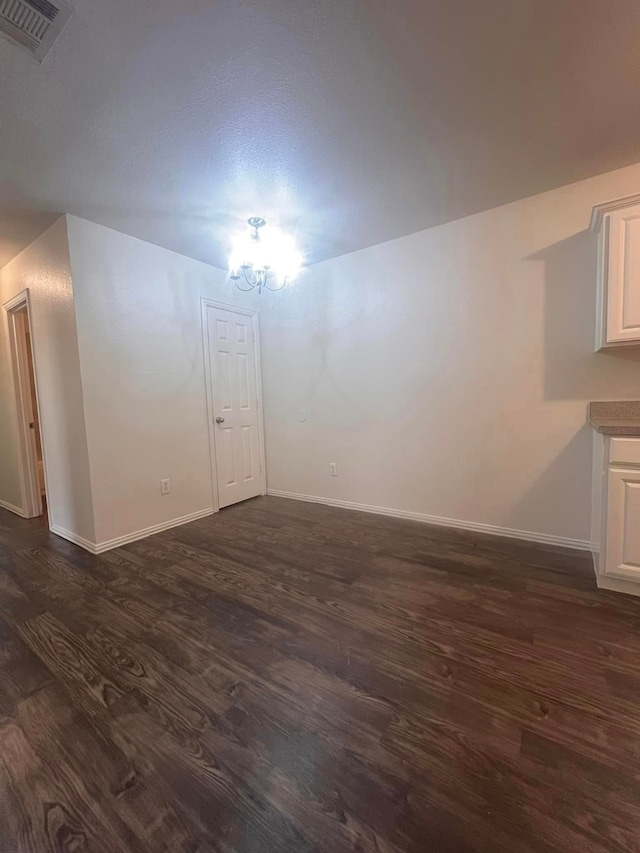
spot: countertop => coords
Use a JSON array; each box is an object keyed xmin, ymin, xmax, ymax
[{"xmin": 589, "ymin": 401, "xmax": 640, "ymax": 435}]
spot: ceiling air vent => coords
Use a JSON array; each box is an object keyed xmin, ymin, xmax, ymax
[{"xmin": 0, "ymin": 0, "xmax": 72, "ymax": 61}]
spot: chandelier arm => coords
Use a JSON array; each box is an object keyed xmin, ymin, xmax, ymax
[
  {"xmin": 263, "ymin": 275, "xmax": 288, "ymax": 292},
  {"xmin": 233, "ymin": 271, "xmax": 256, "ymax": 292}
]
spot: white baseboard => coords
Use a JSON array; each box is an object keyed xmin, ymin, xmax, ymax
[
  {"xmin": 267, "ymin": 489, "xmax": 591, "ymax": 551},
  {"xmin": 50, "ymin": 525, "xmax": 99, "ymax": 553},
  {"xmin": 94, "ymin": 508, "xmax": 215, "ymax": 554},
  {"xmin": 50, "ymin": 507, "xmax": 215, "ymax": 555},
  {"xmin": 0, "ymin": 499, "xmax": 26, "ymax": 518}
]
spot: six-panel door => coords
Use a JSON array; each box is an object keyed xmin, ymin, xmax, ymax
[{"xmin": 205, "ymin": 305, "xmax": 263, "ymax": 508}]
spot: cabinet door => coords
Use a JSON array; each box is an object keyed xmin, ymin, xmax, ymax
[
  {"xmin": 603, "ymin": 466, "xmax": 640, "ymax": 579},
  {"xmin": 604, "ymin": 205, "xmax": 640, "ymax": 345}
]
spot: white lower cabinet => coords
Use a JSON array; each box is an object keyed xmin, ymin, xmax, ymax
[
  {"xmin": 592, "ymin": 435, "xmax": 640, "ymax": 595},
  {"xmin": 604, "ymin": 467, "xmax": 640, "ymax": 579}
]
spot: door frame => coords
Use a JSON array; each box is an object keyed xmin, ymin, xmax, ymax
[
  {"xmin": 3, "ymin": 289, "xmax": 45, "ymax": 518},
  {"xmin": 201, "ymin": 299, "xmax": 267, "ymax": 512}
]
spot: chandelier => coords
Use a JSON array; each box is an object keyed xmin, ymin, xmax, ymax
[{"xmin": 230, "ymin": 217, "xmax": 301, "ymax": 293}]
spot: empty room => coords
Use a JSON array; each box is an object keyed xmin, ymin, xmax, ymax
[{"xmin": 2, "ymin": 1, "xmax": 640, "ymax": 850}]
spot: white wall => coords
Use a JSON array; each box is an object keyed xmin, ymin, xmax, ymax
[
  {"xmin": 7, "ymin": 164, "xmax": 640, "ymax": 551},
  {"xmin": 260, "ymin": 162, "xmax": 640, "ymax": 545},
  {"xmin": 67, "ymin": 216, "xmax": 256, "ymax": 546},
  {"xmin": 0, "ymin": 217, "xmax": 95, "ymax": 541}
]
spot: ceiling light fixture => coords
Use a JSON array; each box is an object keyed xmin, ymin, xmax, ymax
[{"xmin": 229, "ymin": 217, "xmax": 301, "ymax": 293}]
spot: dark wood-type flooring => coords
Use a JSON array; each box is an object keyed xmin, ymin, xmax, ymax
[{"xmin": 1, "ymin": 496, "xmax": 640, "ymax": 852}]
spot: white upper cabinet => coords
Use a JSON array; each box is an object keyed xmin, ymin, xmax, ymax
[{"xmin": 591, "ymin": 195, "xmax": 640, "ymax": 350}]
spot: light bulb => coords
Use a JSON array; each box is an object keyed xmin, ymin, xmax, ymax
[{"xmin": 228, "ymin": 219, "xmax": 302, "ymax": 286}]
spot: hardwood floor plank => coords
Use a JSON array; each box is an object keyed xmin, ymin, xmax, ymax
[
  {"xmin": 2, "ymin": 496, "xmax": 640, "ymax": 851},
  {"xmin": 85, "ymin": 623, "xmax": 234, "ymax": 728},
  {"xmin": 0, "ymin": 615, "xmax": 52, "ymax": 718},
  {"xmin": 0, "ymin": 558, "xmax": 44, "ymax": 625},
  {"xmin": 0, "ymin": 719, "xmax": 134, "ymax": 852},
  {"xmin": 17, "ymin": 612, "xmax": 125, "ymax": 716},
  {"xmin": 14, "ymin": 683, "xmax": 194, "ymax": 850},
  {"xmin": 112, "ymin": 690, "xmax": 318, "ymax": 853}
]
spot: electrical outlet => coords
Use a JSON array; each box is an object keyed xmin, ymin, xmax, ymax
[
  {"xmin": 160, "ymin": 478, "xmax": 171, "ymax": 495},
  {"xmin": 329, "ymin": 462, "xmax": 337, "ymax": 477}
]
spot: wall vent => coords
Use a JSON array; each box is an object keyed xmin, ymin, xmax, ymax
[{"xmin": 0, "ymin": 0, "xmax": 72, "ymax": 61}]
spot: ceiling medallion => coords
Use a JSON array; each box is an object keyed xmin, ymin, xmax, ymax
[{"xmin": 230, "ymin": 217, "xmax": 301, "ymax": 294}]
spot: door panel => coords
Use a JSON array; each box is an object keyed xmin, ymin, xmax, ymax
[
  {"xmin": 206, "ymin": 305, "xmax": 263, "ymax": 508},
  {"xmin": 606, "ymin": 208, "xmax": 640, "ymax": 343},
  {"xmin": 604, "ymin": 467, "xmax": 640, "ymax": 579}
]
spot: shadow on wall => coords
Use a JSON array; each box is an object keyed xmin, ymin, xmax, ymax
[
  {"xmin": 528, "ymin": 230, "xmax": 640, "ymax": 401},
  {"xmin": 504, "ymin": 428, "xmax": 592, "ymax": 541},
  {"xmin": 0, "ymin": 208, "xmax": 61, "ymax": 269}
]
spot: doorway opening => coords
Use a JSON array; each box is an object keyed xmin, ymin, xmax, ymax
[{"xmin": 4, "ymin": 290, "xmax": 48, "ymax": 521}]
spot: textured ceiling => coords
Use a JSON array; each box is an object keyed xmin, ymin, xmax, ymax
[{"xmin": 2, "ymin": 0, "xmax": 640, "ymax": 270}]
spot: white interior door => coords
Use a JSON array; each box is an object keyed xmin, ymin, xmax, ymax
[
  {"xmin": 6, "ymin": 301, "xmax": 43, "ymax": 518},
  {"xmin": 204, "ymin": 303, "xmax": 264, "ymax": 509},
  {"xmin": 17, "ymin": 312, "xmax": 41, "ymax": 493}
]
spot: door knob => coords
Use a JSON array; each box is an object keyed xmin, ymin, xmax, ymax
[{"xmin": 215, "ymin": 416, "xmax": 225, "ymax": 424}]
